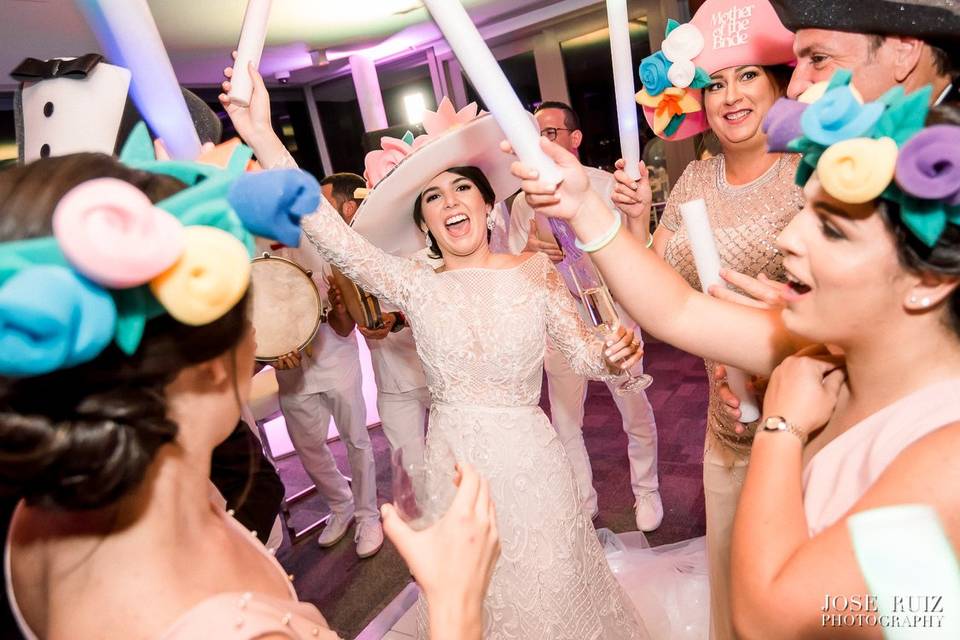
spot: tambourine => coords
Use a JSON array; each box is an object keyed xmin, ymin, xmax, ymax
[
  {"xmin": 329, "ymin": 265, "xmax": 384, "ymax": 330},
  {"xmin": 249, "ymin": 254, "xmax": 322, "ymax": 361}
]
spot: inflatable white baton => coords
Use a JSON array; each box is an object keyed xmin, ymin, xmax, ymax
[
  {"xmin": 606, "ymin": 0, "xmax": 641, "ymax": 180},
  {"xmin": 422, "ymin": 0, "xmax": 561, "ymax": 186},
  {"xmin": 228, "ymin": 0, "xmax": 273, "ymax": 108},
  {"xmin": 680, "ymin": 198, "xmax": 761, "ymax": 423}
]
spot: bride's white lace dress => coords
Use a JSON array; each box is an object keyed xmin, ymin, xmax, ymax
[{"xmin": 289, "ymin": 171, "xmax": 648, "ymax": 639}]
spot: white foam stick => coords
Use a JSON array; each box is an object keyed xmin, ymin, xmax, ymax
[
  {"xmin": 422, "ymin": 0, "xmax": 561, "ymax": 185},
  {"xmin": 228, "ymin": 0, "xmax": 273, "ymax": 108},
  {"xmin": 680, "ymin": 198, "xmax": 761, "ymax": 423},
  {"xmin": 606, "ymin": 0, "xmax": 641, "ymax": 181}
]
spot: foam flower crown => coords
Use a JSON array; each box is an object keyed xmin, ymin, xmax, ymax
[
  {"xmin": 635, "ymin": 19, "xmax": 713, "ymax": 138},
  {"xmin": 764, "ymin": 69, "xmax": 960, "ymax": 248},
  {"xmin": 0, "ymin": 123, "xmax": 321, "ymax": 377}
]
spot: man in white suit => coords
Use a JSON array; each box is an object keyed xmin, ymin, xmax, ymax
[{"xmin": 509, "ymin": 102, "xmax": 662, "ymax": 531}]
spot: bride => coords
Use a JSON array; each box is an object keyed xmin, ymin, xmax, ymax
[{"xmin": 220, "ymin": 65, "xmax": 649, "ymax": 639}]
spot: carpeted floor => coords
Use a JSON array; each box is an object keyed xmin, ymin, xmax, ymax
[{"xmin": 275, "ymin": 338, "xmax": 710, "ymax": 639}]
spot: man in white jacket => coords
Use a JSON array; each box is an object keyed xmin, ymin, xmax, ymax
[{"xmin": 509, "ymin": 102, "xmax": 662, "ymax": 531}]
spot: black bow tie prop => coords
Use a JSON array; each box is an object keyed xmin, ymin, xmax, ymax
[{"xmin": 10, "ymin": 54, "xmax": 104, "ymax": 82}]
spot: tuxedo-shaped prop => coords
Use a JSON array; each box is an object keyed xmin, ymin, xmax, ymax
[{"xmin": 11, "ymin": 53, "xmax": 222, "ymax": 164}]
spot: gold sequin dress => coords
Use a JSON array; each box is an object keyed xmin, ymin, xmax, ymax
[
  {"xmin": 661, "ymin": 153, "xmax": 804, "ymax": 456},
  {"xmin": 660, "ymin": 153, "xmax": 803, "ymax": 640}
]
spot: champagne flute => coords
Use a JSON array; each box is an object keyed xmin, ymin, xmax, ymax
[
  {"xmin": 390, "ymin": 439, "xmax": 457, "ymax": 531},
  {"xmin": 570, "ymin": 257, "xmax": 652, "ymax": 394}
]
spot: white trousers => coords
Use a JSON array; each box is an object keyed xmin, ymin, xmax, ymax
[
  {"xmin": 278, "ymin": 367, "xmax": 379, "ymax": 522},
  {"xmin": 544, "ymin": 341, "xmax": 659, "ymax": 516},
  {"xmin": 377, "ymin": 386, "xmax": 431, "ymax": 468}
]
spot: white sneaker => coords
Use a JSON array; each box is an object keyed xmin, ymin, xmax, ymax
[
  {"xmin": 634, "ymin": 491, "xmax": 663, "ymax": 532},
  {"xmin": 355, "ymin": 519, "xmax": 383, "ymax": 558},
  {"xmin": 317, "ymin": 510, "xmax": 355, "ymax": 547}
]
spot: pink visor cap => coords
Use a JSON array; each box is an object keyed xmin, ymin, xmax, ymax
[{"xmin": 639, "ymin": 0, "xmax": 796, "ymax": 141}]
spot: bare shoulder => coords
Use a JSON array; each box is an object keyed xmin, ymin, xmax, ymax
[{"xmin": 858, "ymin": 421, "xmax": 960, "ymax": 519}]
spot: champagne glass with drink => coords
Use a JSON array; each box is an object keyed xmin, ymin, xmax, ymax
[{"xmin": 569, "ymin": 255, "xmax": 652, "ymax": 394}]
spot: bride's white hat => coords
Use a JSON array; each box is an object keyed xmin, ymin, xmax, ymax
[{"xmin": 350, "ymin": 98, "xmax": 524, "ymax": 257}]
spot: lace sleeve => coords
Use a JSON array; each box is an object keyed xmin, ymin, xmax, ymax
[
  {"xmin": 270, "ymin": 149, "xmax": 425, "ymax": 309},
  {"xmin": 541, "ymin": 258, "xmax": 620, "ymax": 382}
]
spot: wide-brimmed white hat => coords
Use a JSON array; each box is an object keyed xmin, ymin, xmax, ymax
[{"xmin": 350, "ymin": 108, "xmax": 524, "ymax": 257}]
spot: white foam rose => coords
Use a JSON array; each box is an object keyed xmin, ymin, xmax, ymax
[
  {"xmin": 662, "ymin": 24, "xmax": 704, "ymax": 63},
  {"xmin": 667, "ymin": 59, "xmax": 696, "ymax": 89}
]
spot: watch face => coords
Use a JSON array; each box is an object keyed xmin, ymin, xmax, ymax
[{"xmin": 765, "ymin": 417, "xmax": 786, "ymax": 431}]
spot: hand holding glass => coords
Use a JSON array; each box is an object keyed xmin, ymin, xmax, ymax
[{"xmin": 571, "ymin": 257, "xmax": 652, "ymax": 394}]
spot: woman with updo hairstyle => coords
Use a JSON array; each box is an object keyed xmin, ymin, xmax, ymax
[
  {"xmin": 0, "ymin": 153, "xmax": 500, "ymax": 640},
  {"xmin": 513, "ymin": 65, "xmax": 960, "ymax": 638}
]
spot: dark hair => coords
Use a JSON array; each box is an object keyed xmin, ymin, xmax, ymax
[
  {"xmin": 0, "ymin": 154, "xmax": 250, "ymax": 511},
  {"xmin": 320, "ymin": 172, "xmax": 366, "ymax": 210},
  {"xmin": 876, "ymin": 104, "xmax": 960, "ymax": 337},
  {"xmin": 868, "ymin": 34, "xmax": 954, "ymax": 77},
  {"xmin": 762, "ymin": 64, "xmax": 795, "ymax": 97},
  {"xmin": 412, "ymin": 166, "xmax": 496, "ymax": 259},
  {"xmin": 535, "ymin": 101, "xmax": 581, "ymax": 132}
]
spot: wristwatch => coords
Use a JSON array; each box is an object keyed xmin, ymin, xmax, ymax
[{"xmin": 760, "ymin": 415, "xmax": 807, "ymax": 445}]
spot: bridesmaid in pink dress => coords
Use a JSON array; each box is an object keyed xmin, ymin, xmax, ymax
[
  {"xmin": 513, "ymin": 79, "xmax": 960, "ymax": 638},
  {"xmin": 0, "ymin": 153, "xmax": 499, "ymax": 640}
]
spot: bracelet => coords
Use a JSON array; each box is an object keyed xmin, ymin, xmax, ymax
[{"xmin": 574, "ymin": 212, "xmax": 622, "ymax": 253}]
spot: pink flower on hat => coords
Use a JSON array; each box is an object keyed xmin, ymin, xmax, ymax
[
  {"xmin": 364, "ymin": 137, "xmax": 422, "ymax": 188},
  {"xmin": 422, "ymin": 97, "xmax": 479, "ymax": 136},
  {"xmin": 52, "ymin": 178, "xmax": 185, "ymax": 289}
]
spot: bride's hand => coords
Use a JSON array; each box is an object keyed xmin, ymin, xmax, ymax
[
  {"xmin": 604, "ymin": 325, "xmax": 643, "ymax": 373},
  {"xmin": 218, "ymin": 51, "xmax": 278, "ymax": 152},
  {"xmin": 502, "ymin": 137, "xmax": 591, "ymax": 222}
]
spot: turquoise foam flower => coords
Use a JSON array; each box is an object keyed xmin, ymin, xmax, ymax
[
  {"xmin": 639, "ymin": 51, "xmax": 672, "ymax": 97},
  {"xmin": 0, "ymin": 266, "xmax": 116, "ymax": 376},
  {"xmin": 800, "ymin": 86, "xmax": 885, "ymax": 146}
]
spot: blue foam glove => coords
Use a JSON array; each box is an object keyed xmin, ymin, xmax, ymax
[{"xmin": 228, "ymin": 169, "xmax": 321, "ymax": 247}]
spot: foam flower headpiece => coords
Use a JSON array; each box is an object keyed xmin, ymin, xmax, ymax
[
  {"xmin": 763, "ymin": 69, "xmax": 959, "ymax": 247},
  {"xmin": 0, "ymin": 123, "xmax": 321, "ymax": 377},
  {"xmin": 636, "ymin": 20, "xmax": 711, "ymax": 139}
]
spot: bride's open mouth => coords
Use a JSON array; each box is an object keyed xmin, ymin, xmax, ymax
[{"xmin": 444, "ymin": 213, "xmax": 471, "ymax": 238}]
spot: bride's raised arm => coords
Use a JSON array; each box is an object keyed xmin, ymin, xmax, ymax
[
  {"xmin": 507, "ymin": 139, "xmax": 800, "ymax": 376},
  {"xmin": 221, "ymin": 62, "xmax": 424, "ymax": 310}
]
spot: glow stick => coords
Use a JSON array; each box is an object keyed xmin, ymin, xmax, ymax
[
  {"xmin": 422, "ymin": 0, "xmax": 561, "ymax": 185},
  {"xmin": 680, "ymin": 199, "xmax": 760, "ymax": 423},
  {"xmin": 606, "ymin": 0, "xmax": 641, "ymax": 180},
  {"xmin": 75, "ymin": 0, "xmax": 201, "ymax": 159},
  {"xmin": 228, "ymin": 0, "xmax": 273, "ymax": 108}
]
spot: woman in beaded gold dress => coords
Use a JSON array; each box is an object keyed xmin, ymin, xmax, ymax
[{"xmin": 613, "ymin": 1, "xmax": 803, "ymax": 638}]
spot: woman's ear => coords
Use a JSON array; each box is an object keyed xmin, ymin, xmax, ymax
[{"xmin": 904, "ymin": 272, "xmax": 960, "ymax": 311}]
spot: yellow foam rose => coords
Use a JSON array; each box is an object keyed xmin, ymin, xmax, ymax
[
  {"xmin": 150, "ymin": 226, "xmax": 251, "ymax": 326},
  {"xmin": 816, "ymin": 137, "xmax": 898, "ymax": 204}
]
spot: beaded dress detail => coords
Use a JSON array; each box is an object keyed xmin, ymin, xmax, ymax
[
  {"xmin": 661, "ymin": 154, "xmax": 804, "ymax": 455},
  {"xmin": 271, "ymin": 148, "xmax": 648, "ymax": 640}
]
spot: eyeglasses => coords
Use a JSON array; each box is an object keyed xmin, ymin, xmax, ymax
[{"xmin": 539, "ymin": 127, "xmax": 574, "ymax": 141}]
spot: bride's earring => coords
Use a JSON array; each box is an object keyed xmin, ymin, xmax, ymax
[{"xmin": 486, "ymin": 209, "xmax": 496, "ymax": 231}]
